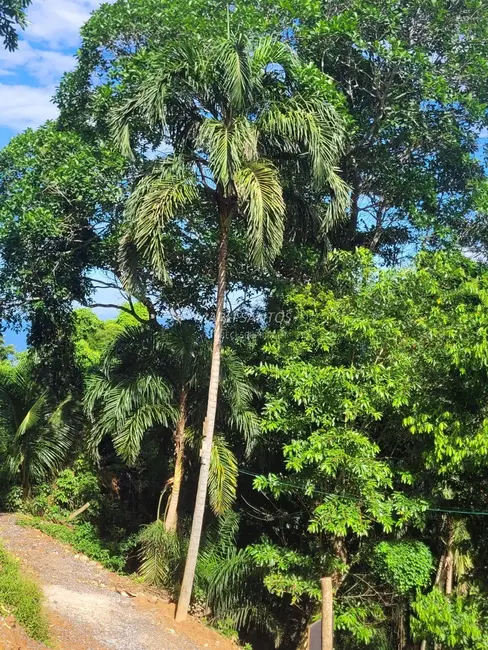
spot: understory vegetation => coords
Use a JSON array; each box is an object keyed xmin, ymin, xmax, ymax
[
  {"xmin": 0, "ymin": 541, "xmax": 49, "ymax": 642},
  {"xmin": 2, "ymin": 0, "xmax": 488, "ymax": 648}
]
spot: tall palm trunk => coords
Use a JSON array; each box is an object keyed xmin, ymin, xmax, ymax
[
  {"xmin": 445, "ymin": 520, "xmax": 454, "ymax": 596},
  {"xmin": 176, "ymin": 210, "xmax": 230, "ymax": 621},
  {"xmin": 21, "ymin": 458, "xmax": 30, "ymax": 500},
  {"xmin": 165, "ymin": 389, "xmax": 187, "ymax": 532}
]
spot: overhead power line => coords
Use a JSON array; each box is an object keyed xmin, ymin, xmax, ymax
[{"xmin": 238, "ymin": 469, "xmax": 488, "ymax": 517}]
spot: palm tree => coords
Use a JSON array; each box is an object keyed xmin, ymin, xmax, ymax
[
  {"xmin": 85, "ymin": 320, "xmax": 258, "ymax": 531},
  {"xmin": 110, "ymin": 33, "xmax": 349, "ymax": 619},
  {"xmin": 0, "ymin": 359, "xmax": 75, "ymax": 498}
]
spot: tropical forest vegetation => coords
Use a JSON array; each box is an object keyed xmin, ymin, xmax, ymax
[{"xmin": 2, "ymin": 0, "xmax": 488, "ymax": 648}]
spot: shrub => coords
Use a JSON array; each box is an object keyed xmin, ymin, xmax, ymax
[
  {"xmin": 24, "ymin": 459, "xmax": 102, "ymax": 521},
  {"xmin": 18, "ymin": 517, "xmax": 128, "ymax": 573},
  {"xmin": 372, "ymin": 541, "xmax": 434, "ymax": 594}
]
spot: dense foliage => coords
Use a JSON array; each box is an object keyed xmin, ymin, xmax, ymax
[{"xmin": 2, "ymin": 0, "xmax": 488, "ymax": 648}]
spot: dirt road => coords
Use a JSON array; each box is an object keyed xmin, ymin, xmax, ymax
[{"xmin": 0, "ymin": 514, "xmax": 234, "ymax": 650}]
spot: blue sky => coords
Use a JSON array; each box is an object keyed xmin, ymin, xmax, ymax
[
  {"xmin": 1, "ymin": 0, "xmax": 116, "ymax": 349},
  {"xmin": 0, "ymin": 0, "xmax": 105, "ymax": 149}
]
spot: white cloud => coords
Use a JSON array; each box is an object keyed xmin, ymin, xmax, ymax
[
  {"xmin": 24, "ymin": 0, "xmax": 103, "ymax": 49},
  {"xmin": 0, "ymin": 0, "xmax": 109, "ymax": 135},
  {"xmin": 0, "ymin": 41, "xmax": 76, "ymax": 85},
  {"xmin": 0, "ymin": 0, "xmax": 117, "ymax": 139},
  {"xmin": 0, "ymin": 84, "xmax": 57, "ymax": 130}
]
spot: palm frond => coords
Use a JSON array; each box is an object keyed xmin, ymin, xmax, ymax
[
  {"xmin": 259, "ymin": 98, "xmax": 346, "ymax": 183},
  {"xmin": 197, "ymin": 117, "xmax": 257, "ymax": 187},
  {"xmin": 138, "ymin": 519, "xmax": 182, "ymax": 590},
  {"xmin": 120, "ymin": 156, "xmax": 198, "ymax": 289},
  {"xmin": 199, "ymin": 537, "xmax": 284, "ymax": 646},
  {"xmin": 219, "ymin": 348, "xmax": 260, "ymax": 454},
  {"xmin": 215, "ymin": 36, "xmax": 252, "ymax": 111},
  {"xmin": 251, "ymin": 36, "xmax": 298, "ymax": 82},
  {"xmin": 114, "ymin": 402, "xmax": 177, "ymax": 465},
  {"xmin": 209, "ymin": 434, "xmax": 238, "ymax": 516},
  {"xmin": 28, "ymin": 423, "xmax": 75, "ymax": 482},
  {"xmin": 322, "ymin": 168, "xmax": 352, "ymax": 233},
  {"xmin": 110, "ymin": 70, "xmax": 168, "ymax": 159},
  {"xmin": 0, "ymin": 361, "xmax": 75, "ymax": 488},
  {"xmin": 118, "ymin": 233, "xmax": 145, "ymax": 296},
  {"xmin": 14, "ymin": 393, "xmax": 47, "ymax": 442},
  {"xmin": 86, "ymin": 371, "xmax": 176, "ymax": 465},
  {"xmin": 234, "ymin": 160, "xmax": 285, "ymax": 266}
]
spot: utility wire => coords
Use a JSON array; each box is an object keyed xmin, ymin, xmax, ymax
[{"xmin": 238, "ymin": 469, "xmax": 488, "ymax": 517}]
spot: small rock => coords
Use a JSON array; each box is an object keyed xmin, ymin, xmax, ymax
[
  {"xmin": 5, "ymin": 615, "xmax": 16, "ymax": 628},
  {"xmin": 148, "ymin": 595, "xmax": 158, "ymax": 604},
  {"xmin": 167, "ymin": 628, "xmax": 176, "ymax": 635}
]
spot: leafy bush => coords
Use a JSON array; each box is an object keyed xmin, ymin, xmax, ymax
[
  {"xmin": 0, "ymin": 542, "xmax": 49, "ymax": 642},
  {"xmin": 411, "ymin": 589, "xmax": 488, "ymax": 648},
  {"xmin": 50, "ymin": 460, "xmax": 101, "ymax": 511},
  {"xmin": 23, "ymin": 460, "xmax": 102, "ymax": 521},
  {"xmin": 213, "ymin": 616, "xmax": 240, "ymax": 643},
  {"xmin": 0, "ymin": 485, "xmax": 23, "ymax": 512},
  {"xmin": 372, "ymin": 541, "xmax": 434, "ymax": 594},
  {"xmin": 18, "ymin": 517, "xmax": 128, "ymax": 572}
]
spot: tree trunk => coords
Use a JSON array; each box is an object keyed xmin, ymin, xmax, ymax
[
  {"xmin": 445, "ymin": 551, "xmax": 454, "ymax": 595},
  {"xmin": 331, "ymin": 536, "xmax": 348, "ymax": 589},
  {"xmin": 21, "ymin": 461, "xmax": 29, "ymax": 500},
  {"xmin": 165, "ymin": 389, "xmax": 187, "ymax": 532},
  {"xmin": 445, "ymin": 520, "xmax": 454, "ymax": 596},
  {"xmin": 434, "ymin": 554, "xmax": 446, "ymax": 587},
  {"xmin": 321, "ymin": 577, "xmax": 333, "ymax": 650},
  {"xmin": 175, "ymin": 212, "xmax": 230, "ymax": 622}
]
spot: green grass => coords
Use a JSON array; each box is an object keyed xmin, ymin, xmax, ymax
[
  {"xmin": 17, "ymin": 516, "xmax": 126, "ymax": 573},
  {"xmin": 0, "ymin": 541, "xmax": 50, "ymax": 643}
]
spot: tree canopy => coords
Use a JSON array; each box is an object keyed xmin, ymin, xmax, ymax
[{"xmin": 2, "ymin": 0, "xmax": 488, "ymax": 648}]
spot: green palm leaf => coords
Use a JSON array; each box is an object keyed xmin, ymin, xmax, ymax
[
  {"xmin": 86, "ymin": 371, "xmax": 176, "ymax": 465},
  {"xmin": 215, "ymin": 35, "xmax": 252, "ymax": 110},
  {"xmin": 251, "ymin": 36, "xmax": 297, "ymax": 77},
  {"xmin": 260, "ymin": 98, "xmax": 346, "ymax": 181},
  {"xmin": 234, "ymin": 160, "xmax": 286, "ymax": 266},
  {"xmin": 114, "ymin": 402, "xmax": 176, "ymax": 464},
  {"xmin": 110, "ymin": 72, "xmax": 168, "ymax": 159},
  {"xmin": 0, "ymin": 360, "xmax": 75, "ymax": 492},
  {"xmin": 120, "ymin": 157, "xmax": 198, "ymax": 289},
  {"xmin": 138, "ymin": 519, "xmax": 182, "ymax": 589},
  {"xmin": 197, "ymin": 117, "xmax": 257, "ymax": 187},
  {"xmin": 14, "ymin": 393, "xmax": 47, "ymax": 442},
  {"xmin": 209, "ymin": 434, "xmax": 238, "ymax": 516}
]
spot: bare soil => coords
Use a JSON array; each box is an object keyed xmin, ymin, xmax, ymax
[{"xmin": 0, "ymin": 514, "xmax": 237, "ymax": 650}]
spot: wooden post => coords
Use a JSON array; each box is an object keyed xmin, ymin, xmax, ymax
[
  {"xmin": 321, "ymin": 577, "xmax": 333, "ymax": 650},
  {"xmin": 67, "ymin": 502, "xmax": 91, "ymax": 521}
]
